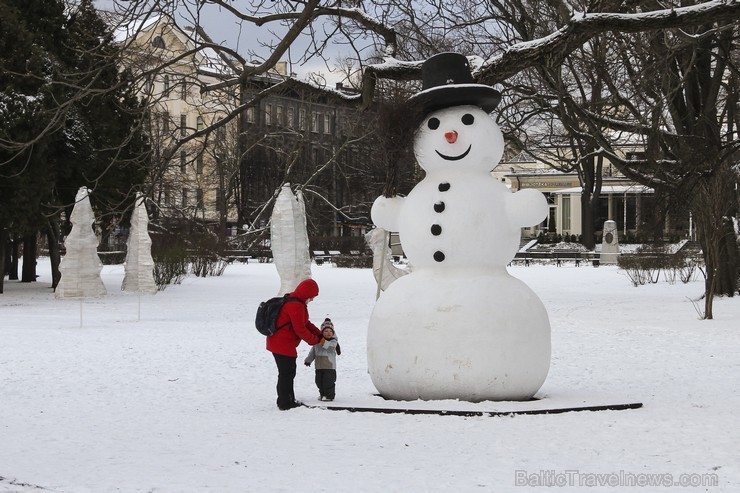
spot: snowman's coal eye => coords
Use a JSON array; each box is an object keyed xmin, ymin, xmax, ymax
[
  {"xmin": 427, "ymin": 118, "xmax": 440, "ymax": 130},
  {"xmin": 462, "ymin": 114, "xmax": 475, "ymax": 125}
]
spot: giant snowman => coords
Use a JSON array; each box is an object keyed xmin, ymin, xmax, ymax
[{"xmin": 368, "ymin": 53, "xmax": 550, "ymax": 402}]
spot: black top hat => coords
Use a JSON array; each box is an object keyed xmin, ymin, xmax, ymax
[{"xmin": 407, "ymin": 52, "xmax": 501, "ymax": 116}]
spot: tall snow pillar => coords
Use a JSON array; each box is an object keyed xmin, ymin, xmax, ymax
[
  {"xmin": 122, "ymin": 193, "xmax": 157, "ymax": 294},
  {"xmin": 55, "ymin": 187, "xmax": 107, "ymax": 299},
  {"xmin": 270, "ymin": 184, "xmax": 312, "ymax": 295}
]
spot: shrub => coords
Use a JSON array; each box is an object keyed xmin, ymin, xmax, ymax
[
  {"xmin": 618, "ymin": 248, "xmax": 702, "ymax": 287},
  {"xmin": 191, "ymin": 255, "xmax": 228, "ymax": 277},
  {"xmin": 618, "ymin": 254, "xmax": 661, "ymax": 286},
  {"xmin": 679, "ymin": 256, "xmax": 702, "ymax": 283},
  {"xmin": 152, "ymin": 244, "xmax": 189, "ymax": 290},
  {"xmin": 332, "ymin": 254, "xmax": 373, "ymax": 268},
  {"xmin": 98, "ymin": 251, "xmax": 126, "ymax": 265},
  {"xmin": 624, "ymin": 232, "xmax": 638, "ymax": 244}
]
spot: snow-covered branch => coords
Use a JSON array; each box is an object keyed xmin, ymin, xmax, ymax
[{"xmin": 474, "ymin": 0, "xmax": 740, "ymax": 85}]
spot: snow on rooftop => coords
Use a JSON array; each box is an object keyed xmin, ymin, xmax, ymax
[
  {"xmin": 111, "ymin": 13, "xmax": 236, "ymax": 76},
  {"xmin": 112, "ymin": 14, "xmax": 160, "ymax": 43},
  {"xmin": 553, "ymin": 184, "xmax": 654, "ymax": 194}
]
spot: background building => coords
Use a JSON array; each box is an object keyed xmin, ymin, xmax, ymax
[
  {"xmin": 117, "ymin": 14, "xmax": 402, "ymax": 252},
  {"xmin": 496, "ymin": 147, "xmax": 689, "ymax": 243},
  {"xmin": 117, "ymin": 14, "xmax": 240, "ymax": 233}
]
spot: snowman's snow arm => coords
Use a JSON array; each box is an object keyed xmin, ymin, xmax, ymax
[
  {"xmin": 371, "ymin": 195, "xmax": 405, "ymax": 232},
  {"xmin": 507, "ymin": 188, "xmax": 548, "ymax": 227}
]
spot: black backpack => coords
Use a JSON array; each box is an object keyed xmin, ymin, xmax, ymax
[{"xmin": 255, "ymin": 295, "xmax": 303, "ymax": 336}]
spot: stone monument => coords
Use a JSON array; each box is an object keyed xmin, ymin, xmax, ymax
[{"xmin": 600, "ymin": 220, "xmax": 619, "ymax": 265}]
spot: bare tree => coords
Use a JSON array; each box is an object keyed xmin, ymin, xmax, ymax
[
  {"xmin": 7, "ymin": 0, "xmax": 739, "ymax": 168},
  {"xmin": 380, "ymin": 0, "xmax": 738, "ymax": 317},
  {"xmin": 478, "ymin": 0, "xmax": 739, "ymax": 318},
  {"xmin": 4, "ymin": 0, "xmax": 740, "ymax": 304}
]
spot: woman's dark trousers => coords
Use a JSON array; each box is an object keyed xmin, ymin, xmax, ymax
[{"xmin": 273, "ymin": 353, "xmax": 297, "ymax": 409}]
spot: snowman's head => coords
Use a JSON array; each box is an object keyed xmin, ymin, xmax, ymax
[{"xmin": 413, "ymin": 106, "xmax": 504, "ymax": 174}]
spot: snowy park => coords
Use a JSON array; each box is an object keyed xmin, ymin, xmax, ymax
[
  {"xmin": 3, "ymin": 1, "xmax": 740, "ymax": 491},
  {"xmin": 1, "ymin": 259, "xmax": 738, "ymax": 492}
]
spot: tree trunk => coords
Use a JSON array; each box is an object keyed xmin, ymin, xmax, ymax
[
  {"xmin": 580, "ymin": 192, "xmax": 595, "ymax": 250},
  {"xmin": 21, "ymin": 234, "xmax": 37, "ymax": 283},
  {"xmin": 716, "ymin": 219, "xmax": 739, "ymax": 296},
  {"xmin": 9, "ymin": 235, "xmax": 19, "ymax": 280},
  {"xmin": 700, "ymin": 234, "xmax": 716, "ymax": 320},
  {"xmin": 237, "ymin": 78, "xmax": 249, "ymax": 228},
  {"xmin": 695, "ymin": 210, "xmax": 738, "ymax": 320},
  {"xmin": 694, "ymin": 159, "xmax": 739, "ymax": 319},
  {"xmin": 47, "ymin": 218, "xmax": 62, "ymax": 289},
  {"xmin": 0, "ymin": 228, "xmax": 6, "ymax": 294},
  {"xmin": 217, "ymin": 163, "xmax": 228, "ymax": 243}
]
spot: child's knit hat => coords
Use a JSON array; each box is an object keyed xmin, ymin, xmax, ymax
[{"xmin": 321, "ymin": 318, "xmax": 334, "ymax": 333}]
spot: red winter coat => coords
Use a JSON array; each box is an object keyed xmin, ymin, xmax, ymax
[{"xmin": 266, "ymin": 279, "xmax": 323, "ymax": 357}]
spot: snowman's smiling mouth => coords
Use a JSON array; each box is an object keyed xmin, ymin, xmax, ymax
[{"xmin": 436, "ymin": 145, "xmax": 471, "ymax": 161}]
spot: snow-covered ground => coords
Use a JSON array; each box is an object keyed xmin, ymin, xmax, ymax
[{"xmin": 1, "ymin": 260, "xmax": 738, "ymax": 492}]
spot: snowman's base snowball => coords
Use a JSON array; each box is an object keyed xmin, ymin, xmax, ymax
[{"xmin": 367, "ymin": 268, "xmax": 551, "ymax": 402}]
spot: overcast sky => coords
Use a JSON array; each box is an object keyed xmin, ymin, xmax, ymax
[
  {"xmin": 181, "ymin": 2, "xmax": 353, "ymax": 84},
  {"xmin": 93, "ymin": 0, "xmax": 354, "ymax": 83}
]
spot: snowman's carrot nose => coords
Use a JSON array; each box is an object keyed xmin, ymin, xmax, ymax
[{"xmin": 445, "ymin": 130, "xmax": 458, "ymax": 144}]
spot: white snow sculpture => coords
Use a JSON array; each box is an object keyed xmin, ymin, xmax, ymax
[
  {"xmin": 367, "ymin": 53, "xmax": 551, "ymax": 402},
  {"xmin": 271, "ymin": 184, "xmax": 312, "ymax": 295},
  {"xmin": 122, "ymin": 193, "xmax": 157, "ymax": 294},
  {"xmin": 365, "ymin": 227, "xmax": 409, "ymax": 293},
  {"xmin": 55, "ymin": 187, "xmax": 107, "ymax": 299}
]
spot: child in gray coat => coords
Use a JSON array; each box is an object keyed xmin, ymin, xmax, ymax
[{"xmin": 304, "ymin": 318, "xmax": 341, "ymax": 401}]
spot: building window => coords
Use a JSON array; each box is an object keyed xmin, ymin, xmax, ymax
[
  {"xmin": 152, "ymin": 35, "xmax": 165, "ymax": 49},
  {"xmin": 287, "ymin": 107, "xmax": 295, "ymax": 129},
  {"xmin": 144, "ymin": 75, "xmax": 153, "ymax": 94},
  {"xmin": 265, "ymin": 104, "xmax": 273, "ymax": 125},
  {"xmin": 311, "ymin": 113, "xmax": 318, "ymax": 133},
  {"xmin": 197, "ymin": 115, "xmax": 205, "ymax": 131},
  {"xmin": 163, "ymin": 75, "xmax": 170, "ymax": 95},
  {"xmin": 197, "ymin": 154, "xmax": 204, "ymax": 175},
  {"xmin": 276, "ymin": 105, "xmax": 284, "ymax": 126},
  {"xmin": 246, "ymin": 107, "xmax": 255, "ymax": 123},
  {"xmin": 324, "ymin": 114, "xmax": 331, "ymax": 134},
  {"xmin": 180, "ymin": 150, "xmax": 186, "ymax": 173},
  {"xmin": 180, "ymin": 114, "xmax": 187, "ymax": 137},
  {"xmin": 161, "ymin": 112, "xmax": 169, "ymax": 133},
  {"xmin": 561, "ymin": 195, "xmax": 571, "ymax": 231},
  {"xmin": 299, "ymin": 108, "xmax": 307, "ymax": 131},
  {"xmin": 181, "ymin": 79, "xmax": 187, "ymax": 101},
  {"xmin": 196, "ymin": 188, "xmax": 204, "ymax": 209},
  {"xmin": 182, "ymin": 188, "xmax": 188, "ymax": 208}
]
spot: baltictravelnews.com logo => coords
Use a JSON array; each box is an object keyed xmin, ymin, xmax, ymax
[{"xmin": 514, "ymin": 469, "xmax": 719, "ymax": 488}]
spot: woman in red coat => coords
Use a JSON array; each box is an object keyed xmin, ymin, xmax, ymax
[{"xmin": 267, "ymin": 278, "xmax": 323, "ymax": 410}]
